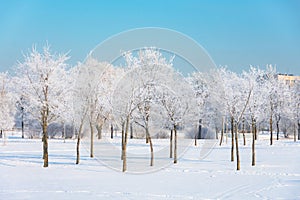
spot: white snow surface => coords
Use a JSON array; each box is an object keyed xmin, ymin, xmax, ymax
[{"xmin": 0, "ymin": 132, "xmax": 300, "ymax": 200}]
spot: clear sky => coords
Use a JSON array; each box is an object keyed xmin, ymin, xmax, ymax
[{"xmin": 0, "ymin": 0, "xmax": 299, "ymax": 74}]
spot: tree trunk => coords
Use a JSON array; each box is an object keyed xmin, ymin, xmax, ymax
[
  {"xmin": 111, "ymin": 124, "xmax": 114, "ymax": 139},
  {"xmin": 146, "ymin": 124, "xmax": 154, "ymax": 166},
  {"xmin": 215, "ymin": 126, "xmax": 218, "ymax": 140},
  {"xmin": 122, "ymin": 116, "xmax": 130, "ymax": 172},
  {"xmin": 225, "ymin": 119, "xmax": 228, "ymax": 144},
  {"xmin": 219, "ymin": 117, "xmax": 224, "ymax": 146},
  {"xmin": 198, "ymin": 119, "xmax": 202, "ymax": 139},
  {"xmin": 270, "ymin": 115, "xmax": 273, "ymax": 145},
  {"xmin": 294, "ymin": 123, "xmax": 296, "ymax": 142},
  {"xmin": 254, "ymin": 119, "xmax": 257, "ymax": 140},
  {"xmin": 174, "ymin": 125, "xmax": 178, "ymax": 164},
  {"xmin": 76, "ymin": 122, "xmax": 84, "ymax": 164},
  {"xmin": 61, "ymin": 122, "xmax": 64, "ymax": 139},
  {"xmin": 242, "ymin": 117, "xmax": 246, "ymax": 146},
  {"xmin": 170, "ymin": 129, "xmax": 173, "ymax": 158},
  {"xmin": 251, "ymin": 117, "xmax": 255, "ymax": 166},
  {"xmin": 0, "ymin": 129, "xmax": 2, "ymax": 138},
  {"xmin": 121, "ymin": 121, "xmax": 125, "ymax": 160},
  {"xmin": 76, "ymin": 135, "xmax": 80, "ymax": 164},
  {"xmin": 96, "ymin": 124, "xmax": 102, "ymax": 139},
  {"xmin": 194, "ymin": 128, "xmax": 197, "ymax": 146},
  {"xmin": 231, "ymin": 116, "xmax": 234, "ymax": 162},
  {"xmin": 276, "ymin": 115, "xmax": 280, "ymax": 140},
  {"xmin": 63, "ymin": 122, "xmax": 66, "ymax": 143},
  {"xmin": 298, "ymin": 121, "xmax": 300, "ymax": 140},
  {"xmin": 21, "ymin": 112, "xmax": 24, "ymax": 139},
  {"xmin": 130, "ymin": 123, "xmax": 133, "ymax": 139},
  {"xmin": 90, "ymin": 121, "xmax": 94, "ymax": 158},
  {"xmin": 42, "ymin": 117, "xmax": 48, "ymax": 168},
  {"xmin": 235, "ymin": 123, "xmax": 240, "ymax": 170}
]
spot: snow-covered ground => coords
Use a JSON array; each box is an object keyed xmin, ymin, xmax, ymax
[{"xmin": 0, "ymin": 132, "xmax": 299, "ymax": 200}]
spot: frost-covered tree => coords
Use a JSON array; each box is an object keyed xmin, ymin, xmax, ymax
[
  {"xmin": 188, "ymin": 72, "xmax": 210, "ymax": 145},
  {"xmin": 243, "ymin": 66, "xmax": 265, "ymax": 166},
  {"xmin": 159, "ymin": 73, "xmax": 196, "ymax": 164},
  {"xmin": 131, "ymin": 48, "xmax": 176, "ymax": 166},
  {"xmin": 285, "ymin": 80, "xmax": 300, "ymax": 142},
  {"xmin": 0, "ymin": 73, "xmax": 15, "ymax": 136},
  {"xmin": 15, "ymin": 96, "xmax": 27, "ymax": 139},
  {"xmin": 112, "ymin": 68, "xmax": 141, "ymax": 172},
  {"xmin": 203, "ymin": 69, "xmax": 227, "ymax": 144},
  {"xmin": 274, "ymin": 77, "xmax": 290, "ymax": 141},
  {"xmin": 295, "ymin": 82, "xmax": 300, "ymax": 140},
  {"xmin": 15, "ymin": 45, "xmax": 69, "ymax": 167},
  {"xmin": 54, "ymin": 66, "xmax": 75, "ymax": 141},
  {"xmin": 76, "ymin": 57, "xmax": 116, "ymax": 158},
  {"xmin": 261, "ymin": 65, "xmax": 278, "ymax": 145},
  {"xmin": 218, "ymin": 68, "xmax": 252, "ymax": 170},
  {"xmin": 67, "ymin": 57, "xmax": 118, "ymax": 164},
  {"xmin": 113, "ymin": 48, "xmax": 176, "ymax": 171},
  {"xmin": 71, "ymin": 66, "xmax": 89, "ymax": 164}
]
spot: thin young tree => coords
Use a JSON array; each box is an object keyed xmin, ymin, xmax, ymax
[
  {"xmin": 0, "ymin": 73, "xmax": 15, "ymax": 135},
  {"xmin": 218, "ymin": 68, "xmax": 252, "ymax": 170},
  {"xmin": 76, "ymin": 58, "xmax": 116, "ymax": 157},
  {"xmin": 263, "ymin": 65, "xmax": 278, "ymax": 145},
  {"xmin": 116, "ymin": 48, "xmax": 176, "ymax": 170},
  {"xmin": 243, "ymin": 66, "xmax": 265, "ymax": 166},
  {"xmin": 188, "ymin": 72, "xmax": 210, "ymax": 146},
  {"xmin": 159, "ymin": 79, "xmax": 195, "ymax": 164}
]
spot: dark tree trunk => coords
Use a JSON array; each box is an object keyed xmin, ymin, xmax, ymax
[
  {"xmin": 270, "ymin": 115, "xmax": 273, "ymax": 145},
  {"xmin": 90, "ymin": 121, "xmax": 94, "ymax": 158},
  {"xmin": 111, "ymin": 124, "xmax": 114, "ymax": 139},
  {"xmin": 276, "ymin": 121, "xmax": 279, "ymax": 140},
  {"xmin": 146, "ymin": 134, "xmax": 149, "ymax": 143},
  {"xmin": 225, "ymin": 119, "xmax": 228, "ymax": 144},
  {"xmin": 194, "ymin": 127, "xmax": 197, "ymax": 146},
  {"xmin": 294, "ymin": 123, "xmax": 296, "ymax": 142},
  {"xmin": 231, "ymin": 116, "xmax": 234, "ymax": 162},
  {"xmin": 242, "ymin": 117, "xmax": 246, "ymax": 146},
  {"xmin": 42, "ymin": 116, "xmax": 48, "ymax": 168},
  {"xmin": 276, "ymin": 115, "xmax": 280, "ymax": 140},
  {"xmin": 96, "ymin": 124, "xmax": 102, "ymax": 140},
  {"xmin": 76, "ymin": 123, "xmax": 84, "ymax": 165},
  {"xmin": 254, "ymin": 119, "xmax": 257, "ymax": 140},
  {"xmin": 121, "ymin": 121, "xmax": 125, "ymax": 160},
  {"xmin": 170, "ymin": 129, "xmax": 173, "ymax": 158},
  {"xmin": 76, "ymin": 136, "xmax": 80, "ymax": 164},
  {"xmin": 251, "ymin": 117, "xmax": 255, "ymax": 166},
  {"xmin": 21, "ymin": 110, "xmax": 24, "ymax": 139},
  {"xmin": 122, "ymin": 116, "xmax": 130, "ymax": 172},
  {"xmin": 298, "ymin": 121, "xmax": 300, "ymax": 140},
  {"xmin": 174, "ymin": 125, "xmax": 178, "ymax": 164},
  {"xmin": 63, "ymin": 122, "xmax": 66, "ymax": 143},
  {"xmin": 198, "ymin": 119, "xmax": 202, "ymax": 139},
  {"xmin": 146, "ymin": 124, "xmax": 154, "ymax": 166},
  {"xmin": 61, "ymin": 122, "xmax": 65, "ymax": 139},
  {"xmin": 0, "ymin": 130, "xmax": 2, "ymax": 138},
  {"xmin": 219, "ymin": 117, "xmax": 224, "ymax": 146},
  {"xmin": 130, "ymin": 123, "xmax": 133, "ymax": 139},
  {"xmin": 235, "ymin": 124, "xmax": 240, "ymax": 170}
]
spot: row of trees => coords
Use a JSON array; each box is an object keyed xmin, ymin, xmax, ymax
[
  {"xmin": 0, "ymin": 44, "xmax": 299, "ymax": 171},
  {"xmin": 199, "ymin": 66, "xmax": 300, "ymax": 170}
]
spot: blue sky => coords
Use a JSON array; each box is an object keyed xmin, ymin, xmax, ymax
[{"xmin": 0, "ymin": 0, "xmax": 299, "ymax": 74}]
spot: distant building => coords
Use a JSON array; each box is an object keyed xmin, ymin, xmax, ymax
[{"xmin": 277, "ymin": 74, "xmax": 300, "ymax": 86}]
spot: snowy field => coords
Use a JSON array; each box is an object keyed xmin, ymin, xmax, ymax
[{"xmin": 0, "ymin": 132, "xmax": 300, "ymax": 200}]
